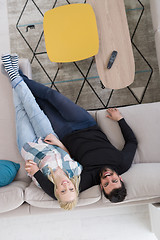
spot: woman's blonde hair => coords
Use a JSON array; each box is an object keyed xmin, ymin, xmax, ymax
[{"xmin": 48, "ymin": 168, "xmax": 80, "ymax": 210}]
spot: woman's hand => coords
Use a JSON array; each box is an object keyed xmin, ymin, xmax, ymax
[
  {"xmin": 25, "ymin": 160, "xmax": 39, "ymax": 176},
  {"xmin": 106, "ymin": 108, "xmax": 123, "ymax": 121},
  {"xmin": 44, "ymin": 133, "xmax": 59, "ymax": 145},
  {"xmin": 44, "ymin": 133, "xmax": 70, "ymax": 154}
]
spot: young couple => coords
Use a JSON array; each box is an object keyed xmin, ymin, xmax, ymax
[{"xmin": 1, "ymin": 53, "xmax": 137, "ymax": 210}]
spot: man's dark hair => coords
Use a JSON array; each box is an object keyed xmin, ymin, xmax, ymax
[{"xmin": 102, "ymin": 181, "xmax": 127, "ymax": 203}]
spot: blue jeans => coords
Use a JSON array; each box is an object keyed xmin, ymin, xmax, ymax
[
  {"xmin": 12, "ymin": 77, "xmax": 57, "ymax": 151},
  {"xmin": 19, "ymin": 70, "xmax": 97, "ymax": 140}
]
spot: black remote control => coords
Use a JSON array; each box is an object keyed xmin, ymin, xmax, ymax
[{"xmin": 107, "ymin": 51, "xmax": 118, "ymax": 69}]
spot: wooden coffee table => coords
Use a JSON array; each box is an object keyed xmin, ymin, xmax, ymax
[{"xmin": 87, "ymin": 0, "xmax": 135, "ymax": 90}]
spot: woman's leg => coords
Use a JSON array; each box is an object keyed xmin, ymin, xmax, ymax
[
  {"xmin": 2, "ymin": 54, "xmax": 57, "ymax": 140},
  {"xmin": 13, "ymin": 79, "xmax": 57, "ymax": 139},
  {"xmin": 20, "ymin": 71, "xmax": 96, "ymax": 130},
  {"xmin": 13, "ymin": 90, "xmax": 37, "ymax": 151}
]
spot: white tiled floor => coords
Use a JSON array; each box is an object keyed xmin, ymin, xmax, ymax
[
  {"xmin": 0, "ymin": 1, "xmax": 158, "ymax": 240},
  {"xmin": 0, "ymin": 204, "xmax": 158, "ymax": 240}
]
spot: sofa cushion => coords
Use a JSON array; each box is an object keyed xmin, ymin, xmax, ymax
[
  {"xmin": 0, "ymin": 160, "xmax": 20, "ymax": 187},
  {"xmin": 0, "ymin": 181, "xmax": 28, "ymax": 213},
  {"xmin": 25, "ymin": 182, "xmax": 101, "ymax": 208},
  {"xmin": 96, "ymin": 103, "xmax": 160, "ymax": 164},
  {"xmin": 155, "ymin": 30, "xmax": 160, "ymax": 72},
  {"xmin": 88, "ymin": 110, "xmax": 96, "ymax": 120},
  {"xmin": 102, "ymin": 163, "xmax": 160, "ymax": 205}
]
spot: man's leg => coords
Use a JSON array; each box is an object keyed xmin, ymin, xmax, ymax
[
  {"xmin": 20, "ymin": 71, "xmax": 96, "ymax": 127},
  {"xmin": 34, "ymin": 97, "xmax": 73, "ymax": 139}
]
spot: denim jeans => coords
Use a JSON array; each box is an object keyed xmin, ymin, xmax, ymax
[
  {"xmin": 12, "ymin": 77, "xmax": 57, "ymax": 151},
  {"xmin": 19, "ymin": 70, "xmax": 97, "ymax": 140}
]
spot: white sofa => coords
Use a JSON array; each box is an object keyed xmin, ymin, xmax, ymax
[
  {"xmin": 150, "ymin": 0, "xmax": 160, "ymax": 73},
  {"xmin": 1, "ymin": 58, "xmax": 160, "ymax": 217}
]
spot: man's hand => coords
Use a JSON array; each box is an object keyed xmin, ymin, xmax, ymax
[
  {"xmin": 25, "ymin": 160, "xmax": 39, "ymax": 176},
  {"xmin": 106, "ymin": 108, "xmax": 123, "ymax": 121}
]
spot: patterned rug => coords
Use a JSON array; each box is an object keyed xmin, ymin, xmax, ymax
[{"xmin": 7, "ymin": 0, "xmax": 160, "ymax": 109}]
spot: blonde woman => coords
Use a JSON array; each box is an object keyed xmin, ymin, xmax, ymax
[{"xmin": 1, "ymin": 54, "xmax": 82, "ymax": 210}]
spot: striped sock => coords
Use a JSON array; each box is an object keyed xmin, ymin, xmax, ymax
[
  {"xmin": 1, "ymin": 54, "xmax": 18, "ymax": 81},
  {"xmin": 11, "ymin": 53, "xmax": 20, "ymax": 76}
]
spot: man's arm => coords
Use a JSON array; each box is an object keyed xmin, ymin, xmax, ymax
[
  {"xmin": 106, "ymin": 108, "xmax": 138, "ymax": 173},
  {"xmin": 79, "ymin": 170, "xmax": 99, "ymax": 192},
  {"xmin": 106, "ymin": 108, "xmax": 137, "ymax": 146},
  {"xmin": 118, "ymin": 118, "xmax": 138, "ymax": 146},
  {"xmin": 118, "ymin": 118, "xmax": 137, "ymax": 173}
]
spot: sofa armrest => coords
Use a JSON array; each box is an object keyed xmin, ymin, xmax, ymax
[
  {"xmin": 150, "ymin": 0, "xmax": 160, "ymax": 32},
  {"xmin": 19, "ymin": 58, "xmax": 32, "ymax": 79}
]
